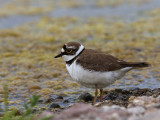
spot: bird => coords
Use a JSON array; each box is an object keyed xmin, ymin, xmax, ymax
[{"xmin": 55, "ymin": 41, "xmax": 150, "ymax": 105}]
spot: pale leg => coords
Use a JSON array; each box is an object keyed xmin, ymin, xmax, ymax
[
  {"xmin": 93, "ymin": 85, "xmax": 98, "ymax": 105},
  {"xmin": 99, "ymin": 89, "xmax": 103, "ymax": 102}
]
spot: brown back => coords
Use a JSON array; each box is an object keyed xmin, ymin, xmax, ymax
[{"xmin": 76, "ymin": 49, "xmax": 149, "ymax": 72}]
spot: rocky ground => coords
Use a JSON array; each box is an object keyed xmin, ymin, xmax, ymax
[{"xmin": 36, "ymin": 88, "xmax": 160, "ymax": 120}]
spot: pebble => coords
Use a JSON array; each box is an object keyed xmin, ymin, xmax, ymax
[
  {"xmin": 111, "ymin": 105, "xmax": 126, "ymax": 110},
  {"xmin": 45, "ymin": 98, "xmax": 54, "ymax": 103},
  {"xmin": 63, "ymin": 99, "xmax": 69, "ymax": 103},
  {"xmin": 104, "ymin": 92, "xmax": 118, "ymax": 100},
  {"xmin": 57, "ymin": 96, "xmax": 63, "ymax": 99},
  {"xmin": 101, "ymin": 106, "xmax": 113, "ymax": 112},
  {"xmin": 127, "ymin": 106, "xmax": 146, "ymax": 115},
  {"xmin": 102, "ymin": 105, "xmax": 126, "ymax": 112},
  {"xmin": 78, "ymin": 93, "xmax": 93, "ymax": 102},
  {"xmin": 38, "ymin": 98, "xmax": 44, "ymax": 103},
  {"xmin": 45, "ymin": 96, "xmax": 57, "ymax": 103},
  {"xmin": 49, "ymin": 103, "xmax": 60, "ymax": 108},
  {"xmin": 152, "ymin": 88, "xmax": 160, "ymax": 95}
]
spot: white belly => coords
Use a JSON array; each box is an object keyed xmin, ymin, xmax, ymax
[{"xmin": 66, "ymin": 60, "xmax": 132, "ymax": 88}]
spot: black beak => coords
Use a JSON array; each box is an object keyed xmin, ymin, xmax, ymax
[{"xmin": 55, "ymin": 53, "xmax": 63, "ymax": 58}]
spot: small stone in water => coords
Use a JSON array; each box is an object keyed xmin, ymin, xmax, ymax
[
  {"xmin": 45, "ymin": 96, "xmax": 57, "ymax": 103},
  {"xmin": 78, "ymin": 93, "xmax": 93, "ymax": 102},
  {"xmin": 104, "ymin": 92, "xmax": 118, "ymax": 100},
  {"xmin": 50, "ymin": 103, "xmax": 60, "ymax": 108},
  {"xmin": 63, "ymin": 99, "xmax": 69, "ymax": 103},
  {"xmin": 38, "ymin": 98, "xmax": 44, "ymax": 103},
  {"xmin": 57, "ymin": 96, "xmax": 63, "ymax": 99}
]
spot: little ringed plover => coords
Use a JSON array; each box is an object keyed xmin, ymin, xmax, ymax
[{"xmin": 55, "ymin": 42, "xmax": 150, "ymax": 105}]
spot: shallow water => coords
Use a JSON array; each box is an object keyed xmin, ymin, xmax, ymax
[
  {"xmin": 50, "ymin": 0, "xmax": 160, "ymax": 22},
  {"xmin": 0, "ymin": 15, "xmax": 39, "ymax": 29},
  {"xmin": 1, "ymin": 0, "xmax": 160, "ymax": 29}
]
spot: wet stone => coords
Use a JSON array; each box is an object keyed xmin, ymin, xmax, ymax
[
  {"xmin": 104, "ymin": 92, "xmax": 130, "ymax": 101},
  {"xmin": 50, "ymin": 103, "xmax": 60, "ymax": 108},
  {"xmin": 78, "ymin": 93, "xmax": 93, "ymax": 102},
  {"xmin": 45, "ymin": 98, "xmax": 55, "ymax": 103},
  {"xmin": 32, "ymin": 108, "xmax": 38, "ymax": 113},
  {"xmin": 104, "ymin": 92, "xmax": 118, "ymax": 100},
  {"xmin": 121, "ymin": 89, "xmax": 131, "ymax": 94},
  {"xmin": 45, "ymin": 95, "xmax": 57, "ymax": 103},
  {"xmin": 145, "ymin": 91, "xmax": 152, "ymax": 96},
  {"xmin": 139, "ymin": 88, "xmax": 152, "ymax": 95},
  {"xmin": 38, "ymin": 98, "xmax": 44, "ymax": 103},
  {"xmin": 117, "ymin": 94, "xmax": 129, "ymax": 101},
  {"xmin": 102, "ymin": 88, "xmax": 158, "ymax": 107},
  {"xmin": 63, "ymin": 99, "xmax": 69, "ymax": 103},
  {"xmin": 130, "ymin": 88, "xmax": 152, "ymax": 96},
  {"xmin": 57, "ymin": 96, "xmax": 63, "ymax": 99},
  {"xmin": 152, "ymin": 88, "xmax": 160, "ymax": 96},
  {"xmin": 130, "ymin": 88, "xmax": 141, "ymax": 95},
  {"xmin": 115, "ymin": 89, "xmax": 123, "ymax": 93}
]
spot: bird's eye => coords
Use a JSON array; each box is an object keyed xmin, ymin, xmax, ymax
[{"xmin": 66, "ymin": 49, "xmax": 72, "ymax": 53}]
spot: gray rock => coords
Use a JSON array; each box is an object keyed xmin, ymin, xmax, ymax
[
  {"xmin": 101, "ymin": 106, "xmax": 113, "ymax": 112},
  {"xmin": 127, "ymin": 106, "xmax": 146, "ymax": 115},
  {"xmin": 143, "ymin": 110, "xmax": 160, "ymax": 120},
  {"xmin": 111, "ymin": 105, "xmax": 126, "ymax": 110},
  {"xmin": 102, "ymin": 105, "xmax": 126, "ymax": 112}
]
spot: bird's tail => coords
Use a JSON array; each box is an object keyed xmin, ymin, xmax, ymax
[{"xmin": 121, "ymin": 62, "xmax": 150, "ymax": 68}]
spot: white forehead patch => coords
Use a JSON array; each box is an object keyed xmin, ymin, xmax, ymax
[
  {"xmin": 62, "ymin": 45, "xmax": 84, "ymax": 62},
  {"xmin": 61, "ymin": 48, "xmax": 65, "ymax": 52},
  {"xmin": 66, "ymin": 46, "xmax": 76, "ymax": 49}
]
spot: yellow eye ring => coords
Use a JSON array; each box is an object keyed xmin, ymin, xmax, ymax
[{"xmin": 66, "ymin": 49, "xmax": 72, "ymax": 53}]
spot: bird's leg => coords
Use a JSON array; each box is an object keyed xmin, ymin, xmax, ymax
[
  {"xmin": 99, "ymin": 89, "xmax": 103, "ymax": 102},
  {"xmin": 93, "ymin": 84, "xmax": 98, "ymax": 105}
]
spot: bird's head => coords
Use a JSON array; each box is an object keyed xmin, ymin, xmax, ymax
[{"xmin": 55, "ymin": 42, "xmax": 84, "ymax": 62}]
